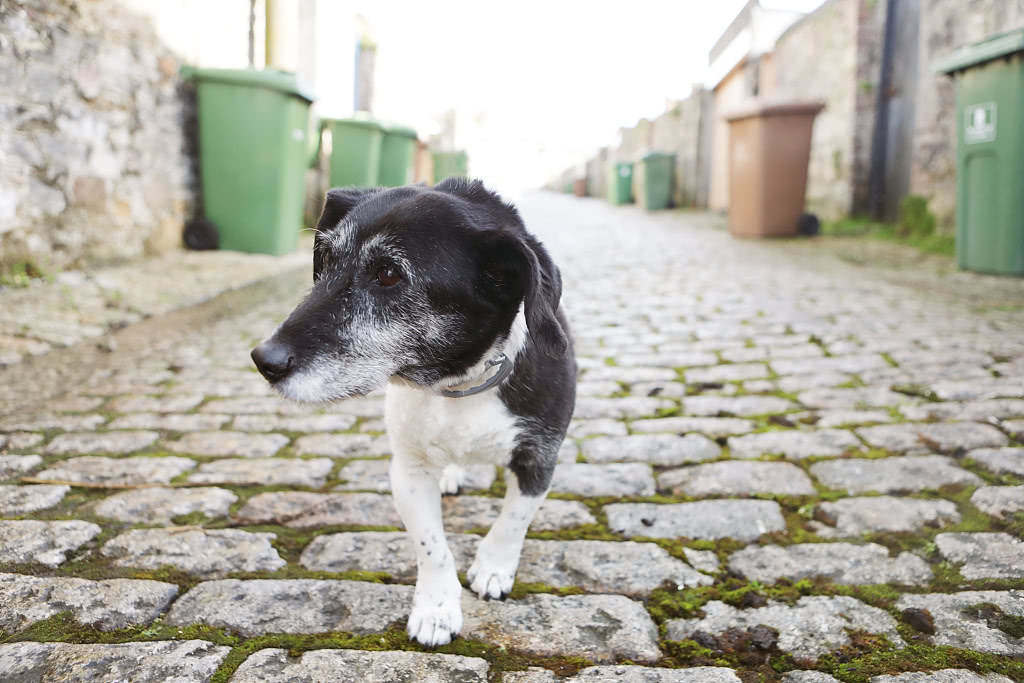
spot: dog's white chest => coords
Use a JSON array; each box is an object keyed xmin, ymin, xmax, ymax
[{"xmin": 385, "ymin": 384, "xmax": 520, "ymax": 467}]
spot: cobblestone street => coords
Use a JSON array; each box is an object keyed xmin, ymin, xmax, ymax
[{"xmin": 1, "ymin": 192, "xmax": 1023, "ymax": 682}]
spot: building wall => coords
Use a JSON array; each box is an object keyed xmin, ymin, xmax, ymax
[
  {"xmin": 772, "ymin": 0, "xmax": 864, "ymax": 221},
  {"xmin": 0, "ymin": 0, "xmax": 195, "ymax": 269},
  {"xmin": 912, "ymin": 0, "xmax": 1024, "ymax": 231},
  {"xmin": 649, "ymin": 88, "xmax": 710, "ymax": 207},
  {"xmin": 585, "ymin": 147, "xmax": 608, "ymax": 200},
  {"xmin": 709, "ymin": 64, "xmax": 750, "ymax": 211}
]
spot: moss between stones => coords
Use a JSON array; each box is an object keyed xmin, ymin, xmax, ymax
[{"xmin": 962, "ymin": 602, "xmax": 1024, "ymax": 639}]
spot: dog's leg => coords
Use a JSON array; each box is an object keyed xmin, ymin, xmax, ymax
[
  {"xmin": 438, "ymin": 464, "xmax": 465, "ymax": 495},
  {"xmin": 389, "ymin": 454, "xmax": 463, "ymax": 646},
  {"xmin": 468, "ymin": 459, "xmax": 551, "ymax": 600}
]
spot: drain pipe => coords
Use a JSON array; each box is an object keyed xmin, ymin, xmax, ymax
[{"xmin": 866, "ymin": 0, "xmax": 898, "ymax": 219}]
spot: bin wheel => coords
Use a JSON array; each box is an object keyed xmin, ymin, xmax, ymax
[
  {"xmin": 184, "ymin": 217, "xmax": 220, "ymax": 250},
  {"xmin": 798, "ymin": 213, "xmax": 820, "ymax": 236}
]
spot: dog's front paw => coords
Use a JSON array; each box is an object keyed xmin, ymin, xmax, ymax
[
  {"xmin": 438, "ymin": 464, "xmax": 464, "ymax": 496},
  {"xmin": 467, "ymin": 542, "xmax": 518, "ymax": 600},
  {"xmin": 407, "ymin": 596, "xmax": 463, "ymax": 647}
]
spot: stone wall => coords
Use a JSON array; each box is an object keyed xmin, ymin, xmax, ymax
[
  {"xmin": 773, "ymin": 0, "xmax": 870, "ymax": 221},
  {"xmin": 648, "ymin": 88, "xmax": 710, "ymax": 208},
  {"xmin": 0, "ymin": 0, "xmax": 194, "ymax": 270},
  {"xmin": 912, "ymin": 0, "xmax": 1024, "ymax": 231}
]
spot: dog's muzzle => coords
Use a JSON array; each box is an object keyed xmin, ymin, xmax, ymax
[{"xmin": 251, "ymin": 340, "xmax": 294, "ymax": 383}]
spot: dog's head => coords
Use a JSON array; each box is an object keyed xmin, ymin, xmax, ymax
[{"xmin": 251, "ymin": 179, "xmax": 567, "ymax": 402}]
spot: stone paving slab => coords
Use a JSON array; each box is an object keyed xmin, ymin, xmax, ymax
[
  {"xmin": 504, "ymin": 666, "xmax": 743, "ymax": 682},
  {"xmin": 0, "ymin": 520, "xmax": 101, "ymax": 567},
  {"xmin": 0, "ymin": 484, "xmax": 70, "ymax": 515},
  {"xmin": 605, "ymin": 500, "xmax": 785, "ymax": 541},
  {"xmin": 935, "ymin": 533, "xmax": 1024, "ymax": 579},
  {"xmin": 106, "ymin": 393, "xmax": 205, "ymax": 412},
  {"xmin": 895, "ymin": 591, "xmax": 1024, "ymax": 655},
  {"xmin": 186, "ymin": 457, "xmax": 332, "ymax": 487},
  {"xmin": 0, "ymin": 573, "xmax": 178, "ymax": 632},
  {"xmin": 107, "ymin": 412, "xmax": 232, "ymax": 431},
  {"xmin": 666, "ymin": 595, "xmax": 904, "ymax": 661},
  {"xmin": 811, "ymin": 496, "xmax": 961, "ymax": 537},
  {"xmin": 581, "ymin": 434, "xmax": 720, "ymax": 465},
  {"xmin": 293, "ymin": 433, "xmax": 391, "ymax": 457},
  {"xmin": 967, "ymin": 447, "xmax": 1024, "ymax": 476},
  {"xmin": 797, "ymin": 409, "xmax": 894, "ymax": 428},
  {"xmin": 629, "ymin": 416, "xmax": 756, "ymax": 437},
  {"xmin": 92, "ymin": 486, "xmax": 238, "ymax": 523},
  {"xmin": 0, "ymin": 640, "xmax": 231, "ymax": 683},
  {"xmin": 44, "ymin": 430, "xmax": 159, "ymax": 454},
  {"xmin": 165, "ymin": 431, "xmax": 290, "ymax": 457},
  {"xmin": 0, "ymin": 414, "xmax": 107, "ymax": 432},
  {"xmin": 857, "ymin": 423, "xmax": 1009, "ymax": 453},
  {"xmin": 569, "ymin": 418, "xmax": 628, "ymax": 438},
  {"xmin": 334, "ymin": 459, "xmax": 495, "ymax": 493},
  {"xmin": 809, "ymin": 455, "xmax": 982, "ymax": 493},
  {"xmin": 33, "ymin": 455, "xmax": 197, "ymax": 487},
  {"xmin": 573, "ymin": 397, "xmax": 676, "ymax": 419},
  {"xmin": 461, "ymin": 592, "xmax": 661, "ymax": 662},
  {"xmin": 0, "ymin": 432, "xmax": 44, "ymax": 451},
  {"xmin": 872, "ymin": 672, "xmax": 1015, "ymax": 682},
  {"xmin": 796, "ymin": 387, "xmax": 915, "ymax": 409},
  {"xmin": 970, "ymin": 486, "xmax": 1024, "ymax": 520},
  {"xmin": 300, "ymin": 532, "xmax": 711, "ymax": 595},
  {"xmin": 230, "ymin": 413, "xmax": 358, "ymax": 432},
  {"xmin": 0, "ymin": 453, "xmax": 42, "ymax": 479},
  {"xmin": 101, "ymin": 528, "xmax": 285, "ymax": 577},
  {"xmin": 681, "ymin": 395, "xmax": 796, "ymax": 416},
  {"xmin": 727, "ymin": 429, "xmax": 861, "ymax": 460},
  {"xmin": 165, "ymin": 579, "xmax": 412, "ymax": 635},
  {"xmin": 230, "ymin": 648, "xmax": 490, "ymax": 682},
  {"xmin": 900, "ymin": 399, "xmax": 1024, "ymax": 422},
  {"xmin": 728, "ymin": 542, "xmax": 932, "ymax": 585},
  {"xmin": 657, "ymin": 460, "xmax": 815, "ymax": 496},
  {"xmin": 550, "ymin": 462, "xmax": 655, "ymax": 497},
  {"xmin": 931, "ymin": 378, "xmax": 1024, "ymax": 401}
]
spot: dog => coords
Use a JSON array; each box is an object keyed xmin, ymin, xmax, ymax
[{"xmin": 251, "ymin": 178, "xmax": 576, "ymax": 646}]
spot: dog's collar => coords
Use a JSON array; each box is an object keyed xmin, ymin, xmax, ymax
[{"xmin": 437, "ymin": 353, "xmax": 514, "ymax": 398}]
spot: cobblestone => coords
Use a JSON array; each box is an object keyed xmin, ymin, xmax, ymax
[
  {"xmin": 34, "ymin": 455, "xmax": 196, "ymax": 486},
  {"xmin": 857, "ymin": 422, "xmax": 1009, "ymax": 453},
  {"xmin": 895, "ymin": 591, "xmax": 1024, "ymax": 654},
  {"xmin": 811, "ymin": 496, "xmax": 961, "ymax": 537},
  {"xmin": 0, "ymin": 484, "xmax": 69, "ymax": 515},
  {"xmin": 230, "ymin": 649, "xmax": 489, "ymax": 682},
  {"xmin": 581, "ymin": 434, "xmax": 720, "ymax": 465},
  {"xmin": 0, "ymin": 520, "xmax": 100, "ymax": 566},
  {"xmin": 968, "ymin": 447, "xmax": 1024, "ymax": 476},
  {"xmin": 0, "ymin": 641, "xmax": 230, "ymax": 683},
  {"xmin": 0, "ymin": 573, "xmax": 177, "ymax": 631},
  {"xmin": 657, "ymin": 460, "xmax": 815, "ymax": 496},
  {"xmin": 165, "ymin": 430, "xmax": 290, "ymax": 457},
  {"xmin": 728, "ymin": 542, "xmax": 932, "ymax": 585},
  {"xmin": 44, "ymin": 430, "xmax": 159, "ymax": 454},
  {"xmin": 550, "ymin": 462, "xmax": 655, "ymax": 496},
  {"xmin": 810, "ymin": 455, "xmax": 981, "ymax": 493},
  {"xmin": 101, "ymin": 528, "xmax": 285, "ymax": 577},
  {"xmin": 0, "ymin": 453, "xmax": 42, "ymax": 479},
  {"xmin": 605, "ymin": 500, "xmax": 785, "ymax": 541},
  {"xmin": 666, "ymin": 596, "xmax": 903, "ymax": 661},
  {"xmin": 935, "ymin": 533, "xmax": 1024, "ymax": 579},
  {"xmin": 727, "ymin": 429, "xmax": 861, "ymax": 459},
  {"xmin": 629, "ymin": 416, "xmax": 756, "ymax": 437},
  {"xmin": 970, "ymin": 486, "xmax": 1024, "ymax": 520},
  {"xmin": 92, "ymin": 486, "xmax": 237, "ymax": 523},
  {"xmin": 186, "ymin": 457, "xmax": 332, "ymax": 487}
]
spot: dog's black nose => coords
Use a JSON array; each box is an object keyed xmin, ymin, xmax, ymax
[{"xmin": 251, "ymin": 341, "xmax": 294, "ymax": 382}]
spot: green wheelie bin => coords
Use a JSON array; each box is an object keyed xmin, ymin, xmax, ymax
[
  {"xmin": 323, "ymin": 116, "xmax": 383, "ymax": 187},
  {"xmin": 378, "ymin": 123, "xmax": 418, "ymax": 186},
  {"xmin": 635, "ymin": 152, "xmax": 675, "ymax": 210},
  {"xmin": 607, "ymin": 162, "xmax": 633, "ymax": 205},
  {"xmin": 937, "ymin": 29, "xmax": 1024, "ymax": 276},
  {"xmin": 433, "ymin": 151, "xmax": 469, "ymax": 183},
  {"xmin": 186, "ymin": 67, "xmax": 315, "ymax": 255}
]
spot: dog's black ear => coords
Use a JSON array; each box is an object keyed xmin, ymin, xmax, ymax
[
  {"xmin": 481, "ymin": 229, "xmax": 568, "ymax": 358},
  {"xmin": 314, "ymin": 187, "xmax": 380, "ymax": 281}
]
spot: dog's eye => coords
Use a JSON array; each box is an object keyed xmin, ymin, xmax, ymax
[{"xmin": 376, "ymin": 265, "xmax": 401, "ymax": 287}]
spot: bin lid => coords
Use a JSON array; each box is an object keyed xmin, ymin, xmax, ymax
[
  {"xmin": 935, "ymin": 28, "xmax": 1024, "ymax": 74},
  {"xmin": 321, "ymin": 114, "xmax": 382, "ymax": 131},
  {"xmin": 724, "ymin": 99, "xmax": 825, "ymax": 122},
  {"xmin": 640, "ymin": 151, "xmax": 675, "ymax": 162},
  {"xmin": 181, "ymin": 66, "xmax": 316, "ymax": 103},
  {"xmin": 380, "ymin": 122, "xmax": 418, "ymax": 139}
]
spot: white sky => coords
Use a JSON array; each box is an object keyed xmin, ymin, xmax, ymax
[{"xmin": 355, "ymin": 0, "xmax": 827, "ymax": 194}]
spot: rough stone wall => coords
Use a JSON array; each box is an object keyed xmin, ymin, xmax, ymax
[
  {"xmin": 851, "ymin": 0, "xmax": 887, "ymax": 214},
  {"xmin": 611, "ymin": 118, "xmax": 651, "ymax": 163},
  {"xmin": 773, "ymin": 0, "xmax": 862, "ymax": 221},
  {"xmin": 648, "ymin": 89, "xmax": 709, "ymax": 207},
  {"xmin": 912, "ymin": 0, "xmax": 1024, "ymax": 231},
  {"xmin": 585, "ymin": 147, "xmax": 608, "ymax": 199},
  {"xmin": 0, "ymin": 0, "xmax": 194, "ymax": 270}
]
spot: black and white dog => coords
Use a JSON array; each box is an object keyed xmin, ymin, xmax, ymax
[{"xmin": 251, "ymin": 178, "xmax": 576, "ymax": 646}]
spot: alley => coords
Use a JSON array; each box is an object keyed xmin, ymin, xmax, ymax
[{"xmin": 1, "ymin": 193, "xmax": 1023, "ymax": 682}]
